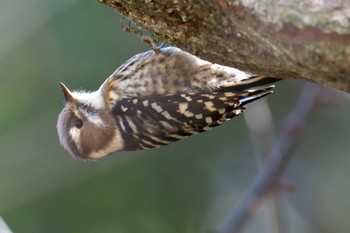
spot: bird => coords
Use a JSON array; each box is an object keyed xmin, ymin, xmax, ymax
[{"xmin": 57, "ymin": 46, "xmax": 279, "ymax": 160}]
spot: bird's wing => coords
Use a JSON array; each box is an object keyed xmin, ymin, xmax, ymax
[{"xmin": 111, "ymin": 86, "xmax": 273, "ymax": 151}]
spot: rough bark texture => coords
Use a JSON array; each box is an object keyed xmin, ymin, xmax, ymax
[{"xmin": 99, "ymin": 0, "xmax": 350, "ymax": 93}]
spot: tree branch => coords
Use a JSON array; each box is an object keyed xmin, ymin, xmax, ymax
[
  {"xmin": 219, "ymin": 82, "xmax": 322, "ymax": 233},
  {"xmin": 244, "ymin": 99, "xmax": 287, "ymax": 233},
  {"xmin": 99, "ymin": 0, "xmax": 350, "ymax": 92}
]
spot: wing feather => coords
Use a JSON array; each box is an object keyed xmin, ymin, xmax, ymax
[{"xmin": 111, "ymin": 87, "xmax": 272, "ymax": 151}]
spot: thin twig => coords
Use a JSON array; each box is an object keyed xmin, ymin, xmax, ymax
[
  {"xmin": 244, "ymin": 98, "xmax": 276, "ymax": 161},
  {"xmin": 220, "ymin": 82, "xmax": 322, "ymax": 233},
  {"xmin": 244, "ymin": 98, "xmax": 287, "ymax": 233}
]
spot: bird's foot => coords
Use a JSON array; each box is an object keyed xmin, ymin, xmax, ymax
[{"xmin": 120, "ymin": 17, "xmax": 164, "ymax": 54}]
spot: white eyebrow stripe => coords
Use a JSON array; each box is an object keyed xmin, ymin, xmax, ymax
[
  {"xmin": 86, "ymin": 112, "xmax": 105, "ymax": 127},
  {"xmin": 79, "ymin": 108, "xmax": 105, "ymax": 127}
]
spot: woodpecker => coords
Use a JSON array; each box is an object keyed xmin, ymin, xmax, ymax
[{"xmin": 57, "ymin": 47, "xmax": 278, "ymax": 160}]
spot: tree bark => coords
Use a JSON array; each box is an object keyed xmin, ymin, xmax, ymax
[{"xmin": 99, "ymin": 0, "xmax": 350, "ymax": 93}]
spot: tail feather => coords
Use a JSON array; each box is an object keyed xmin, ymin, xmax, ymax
[
  {"xmin": 218, "ymin": 76, "xmax": 280, "ymax": 93},
  {"xmin": 239, "ymin": 86, "xmax": 274, "ymax": 106}
]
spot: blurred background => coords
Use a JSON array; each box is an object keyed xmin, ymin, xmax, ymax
[{"xmin": 1, "ymin": 1, "xmax": 350, "ymax": 233}]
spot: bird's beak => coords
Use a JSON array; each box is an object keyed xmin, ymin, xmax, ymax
[{"xmin": 60, "ymin": 82, "xmax": 75, "ymax": 103}]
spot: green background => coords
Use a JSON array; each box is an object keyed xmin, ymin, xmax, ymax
[{"xmin": 1, "ymin": 1, "xmax": 350, "ymax": 232}]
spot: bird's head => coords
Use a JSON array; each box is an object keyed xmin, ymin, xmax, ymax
[{"xmin": 57, "ymin": 83, "xmax": 122, "ymax": 160}]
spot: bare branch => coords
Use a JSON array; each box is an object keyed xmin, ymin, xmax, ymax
[
  {"xmin": 220, "ymin": 82, "xmax": 322, "ymax": 233},
  {"xmin": 244, "ymin": 99, "xmax": 287, "ymax": 233}
]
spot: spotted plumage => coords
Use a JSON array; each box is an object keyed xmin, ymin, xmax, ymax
[{"xmin": 57, "ymin": 47, "xmax": 278, "ymax": 160}]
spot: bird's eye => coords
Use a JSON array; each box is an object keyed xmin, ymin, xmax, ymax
[{"xmin": 75, "ymin": 119, "xmax": 83, "ymax": 129}]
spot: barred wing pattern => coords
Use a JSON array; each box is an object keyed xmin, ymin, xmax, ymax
[{"xmin": 111, "ymin": 87, "xmax": 273, "ymax": 151}]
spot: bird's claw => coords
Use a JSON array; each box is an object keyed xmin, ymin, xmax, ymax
[
  {"xmin": 140, "ymin": 35, "xmax": 164, "ymax": 54},
  {"xmin": 120, "ymin": 17, "xmax": 164, "ymax": 54}
]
